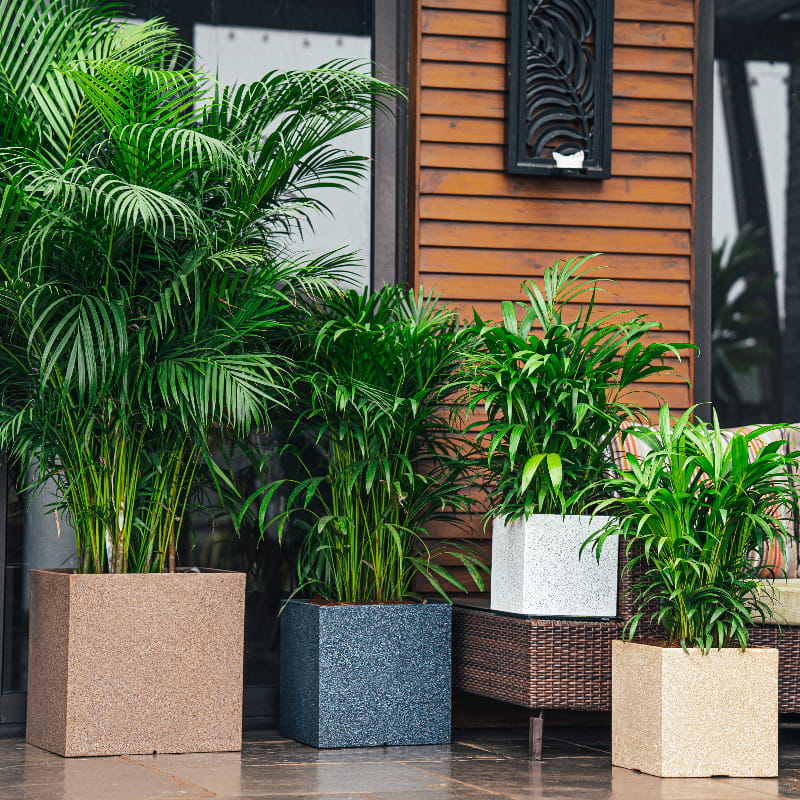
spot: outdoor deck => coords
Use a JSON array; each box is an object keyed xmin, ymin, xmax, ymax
[{"xmin": 4, "ymin": 726, "xmax": 800, "ymax": 799}]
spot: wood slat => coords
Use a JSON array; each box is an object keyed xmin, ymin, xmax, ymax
[
  {"xmin": 420, "ymin": 90, "xmax": 693, "ymax": 130},
  {"xmin": 424, "ymin": 519, "xmax": 488, "ymax": 540},
  {"xmin": 614, "ymin": 125, "xmax": 692, "ymax": 153},
  {"xmin": 419, "ymin": 248, "xmax": 692, "ymax": 281},
  {"xmin": 612, "ymin": 151, "xmax": 693, "ymax": 179},
  {"xmin": 420, "ymin": 142, "xmax": 506, "ymax": 170},
  {"xmin": 420, "ymin": 88, "xmax": 505, "ymax": 119},
  {"xmin": 615, "ymin": 21, "xmax": 694, "ymax": 49},
  {"xmin": 423, "ymin": 0, "xmax": 506, "ymax": 11},
  {"xmin": 625, "ymin": 382, "xmax": 693, "ymax": 407},
  {"xmin": 421, "ymin": 273, "xmax": 692, "ymax": 306},
  {"xmin": 419, "ymin": 195, "xmax": 692, "ymax": 230},
  {"xmin": 421, "ymin": 60, "xmax": 696, "ymax": 99},
  {"xmin": 421, "ymin": 116, "xmax": 692, "ymax": 154},
  {"xmin": 614, "ymin": 72, "xmax": 694, "ymax": 101},
  {"xmin": 421, "ymin": 61, "xmax": 506, "ymax": 91},
  {"xmin": 616, "ymin": 0, "xmax": 694, "ymax": 23},
  {"xmin": 419, "ymin": 143, "xmax": 693, "ymax": 178},
  {"xmin": 422, "ymin": 0, "xmax": 693, "ymax": 25},
  {"xmin": 422, "ymin": 33, "xmax": 694, "ymax": 68},
  {"xmin": 421, "ymin": 35, "xmax": 505, "ymax": 65},
  {"xmin": 613, "ymin": 98, "xmax": 693, "ymax": 127},
  {"xmin": 615, "ymin": 46, "xmax": 693, "ymax": 74},
  {"xmin": 420, "ymin": 221, "xmax": 691, "ymax": 255},
  {"xmin": 420, "ymin": 7, "xmax": 696, "ymax": 43},
  {"xmin": 447, "ymin": 299, "xmax": 691, "ymax": 331},
  {"xmin": 421, "ymin": 116, "xmax": 504, "ymax": 143},
  {"xmin": 420, "ymin": 169, "xmax": 693, "ymax": 205},
  {"xmin": 422, "ymin": 9, "xmax": 506, "ymax": 38}
]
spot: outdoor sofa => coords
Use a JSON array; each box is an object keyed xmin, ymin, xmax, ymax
[{"xmin": 452, "ymin": 423, "xmax": 800, "ymax": 758}]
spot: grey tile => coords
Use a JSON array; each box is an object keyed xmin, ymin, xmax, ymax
[
  {"xmin": 0, "ymin": 743, "xmax": 57, "ymax": 768},
  {"xmin": 0, "ymin": 753, "xmax": 212, "ymax": 800},
  {"xmin": 358, "ymin": 791, "xmax": 500, "ymax": 799},
  {"xmin": 727, "ymin": 774, "xmax": 800, "ymax": 798},
  {"xmin": 1, "ymin": 728, "xmax": 799, "ymax": 800},
  {"xmin": 611, "ymin": 769, "xmax": 781, "ymax": 800},
  {"xmin": 451, "ymin": 727, "xmax": 611, "ymax": 760},
  {"xmin": 126, "ymin": 757, "xmax": 461, "ymax": 797},
  {"xmin": 409, "ymin": 758, "xmax": 777, "ymax": 800},
  {"xmin": 407, "ymin": 756, "xmax": 611, "ymax": 800},
  {"xmin": 214, "ymin": 796, "xmax": 372, "ymax": 800}
]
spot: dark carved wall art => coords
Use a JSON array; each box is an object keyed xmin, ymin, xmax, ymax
[{"xmin": 506, "ymin": 0, "xmax": 614, "ymax": 178}]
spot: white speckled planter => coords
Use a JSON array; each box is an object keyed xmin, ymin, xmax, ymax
[
  {"xmin": 26, "ymin": 568, "xmax": 246, "ymax": 757},
  {"xmin": 490, "ymin": 514, "xmax": 617, "ymax": 617},
  {"xmin": 280, "ymin": 599, "xmax": 451, "ymax": 748},
  {"xmin": 612, "ymin": 640, "xmax": 778, "ymax": 777}
]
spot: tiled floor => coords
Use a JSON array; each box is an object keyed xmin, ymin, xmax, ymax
[{"xmin": 3, "ymin": 726, "xmax": 800, "ymax": 799}]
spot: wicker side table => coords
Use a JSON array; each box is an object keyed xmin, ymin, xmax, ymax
[
  {"xmin": 453, "ymin": 601, "xmax": 800, "ymax": 759},
  {"xmin": 452, "ymin": 602, "xmax": 623, "ymax": 760}
]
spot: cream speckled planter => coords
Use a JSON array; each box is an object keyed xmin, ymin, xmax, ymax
[
  {"xmin": 490, "ymin": 514, "xmax": 617, "ymax": 617},
  {"xmin": 26, "ymin": 568, "xmax": 246, "ymax": 757},
  {"xmin": 612, "ymin": 640, "xmax": 778, "ymax": 777}
]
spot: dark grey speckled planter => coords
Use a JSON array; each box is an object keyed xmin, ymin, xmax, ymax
[{"xmin": 279, "ymin": 599, "xmax": 452, "ymax": 748}]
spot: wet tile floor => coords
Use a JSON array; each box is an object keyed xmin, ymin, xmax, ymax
[{"xmin": 4, "ymin": 726, "xmax": 800, "ymax": 799}]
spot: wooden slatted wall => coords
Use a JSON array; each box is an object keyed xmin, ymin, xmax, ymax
[
  {"xmin": 409, "ymin": 0, "xmax": 698, "ymax": 413},
  {"xmin": 408, "ymin": 0, "xmax": 701, "ymax": 592}
]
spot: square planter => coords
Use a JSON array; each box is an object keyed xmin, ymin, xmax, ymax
[
  {"xmin": 280, "ymin": 599, "xmax": 451, "ymax": 748},
  {"xmin": 490, "ymin": 514, "xmax": 617, "ymax": 617},
  {"xmin": 612, "ymin": 640, "xmax": 778, "ymax": 777},
  {"xmin": 26, "ymin": 568, "xmax": 246, "ymax": 757}
]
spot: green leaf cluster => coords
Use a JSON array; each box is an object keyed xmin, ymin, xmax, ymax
[
  {"xmin": 466, "ymin": 254, "xmax": 691, "ymax": 519},
  {"xmin": 248, "ymin": 286, "xmax": 488, "ymax": 603},
  {"xmin": 0, "ymin": 0, "xmax": 400, "ymax": 572},
  {"xmin": 587, "ymin": 406, "xmax": 800, "ymax": 652}
]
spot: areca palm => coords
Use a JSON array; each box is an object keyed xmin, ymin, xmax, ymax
[{"xmin": 0, "ymin": 0, "xmax": 399, "ymax": 572}]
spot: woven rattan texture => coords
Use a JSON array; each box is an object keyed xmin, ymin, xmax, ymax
[
  {"xmin": 452, "ymin": 607, "xmax": 620, "ymax": 710},
  {"xmin": 454, "ymin": 541, "xmax": 800, "ymax": 713}
]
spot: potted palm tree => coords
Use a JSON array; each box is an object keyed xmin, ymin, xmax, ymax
[
  {"xmin": 465, "ymin": 255, "xmax": 689, "ymax": 617},
  {"xmin": 0, "ymin": 0, "xmax": 398, "ymax": 756},
  {"xmin": 250, "ymin": 286, "xmax": 487, "ymax": 748},
  {"xmin": 587, "ymin": 406, "xmax": 800, "ymax": 777}
]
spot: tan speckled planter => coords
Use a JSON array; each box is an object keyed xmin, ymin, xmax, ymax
[
  {"xmin": 26, "ymin": 568, "xmax": 246, "ymax": 757},
  {"xmin": 612, "ymin": 640, "xmax": 778, "ymax": 777}
]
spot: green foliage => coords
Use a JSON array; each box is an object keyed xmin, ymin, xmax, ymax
[
  {"xmin": 249, "ymin": 286, "xmax": 488, "ymax": 603},
  {"xmin": 711, "ymin": 226, "xmax": 778, "ymax": 425},
  {"xmin": 586, "ymin": 406, "xmax": 800, "ymax": 652},
  {"xmin": 0, "ymin": 0, "xmax": 400, "ymax": 572},
  {"xmin": 465, "ymin": 254, "xmax": 690, "ymax": 519}
]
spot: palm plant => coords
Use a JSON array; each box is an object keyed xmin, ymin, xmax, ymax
[
  {"xmin": 251, "ymin": 286, "xmax": 487, "ymax": 603},
  {"xmin": 465, "ymin": 254, "xmax": 691, "ymax": 520},
  {"xmin": 711, "ymin": 227, "xmax": 777, "ymax": 426},
  {"xmin": 0, "ymin": 0, "xmax": 399, "ymax": 573},
  {"xmin": 586, "ymin": 406, "xmax": 800, "ymax": 651}
]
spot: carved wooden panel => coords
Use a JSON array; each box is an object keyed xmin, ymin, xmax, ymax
[{"xmin": 506, "ymin": 0, "xmax": 614, "ymax": 178}]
